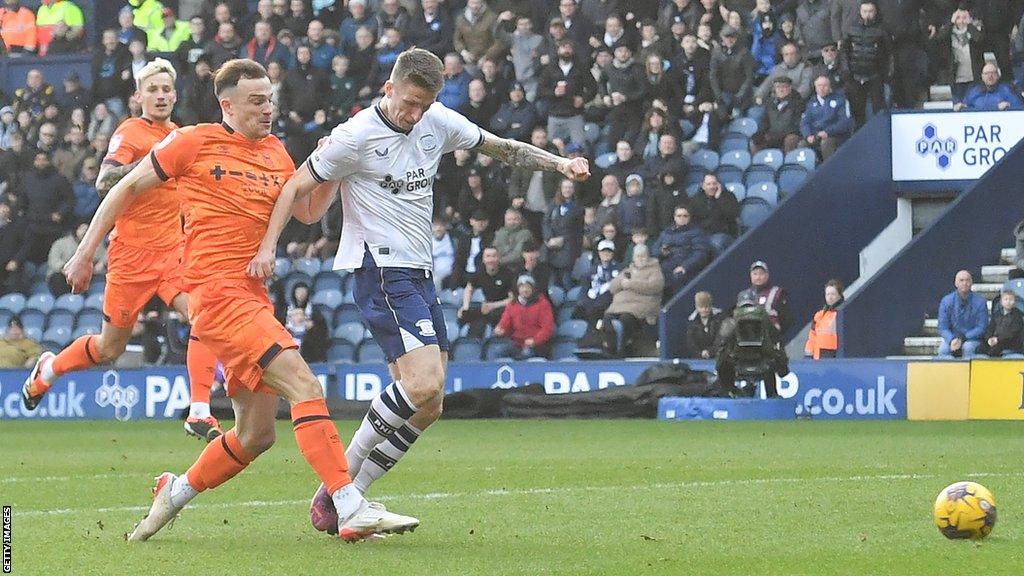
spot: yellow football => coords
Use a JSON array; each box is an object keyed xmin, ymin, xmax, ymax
[{"xmin": 933, "ymin": 481, "xmax": 997, "ymax": 540}]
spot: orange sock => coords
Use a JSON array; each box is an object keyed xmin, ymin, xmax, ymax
[
  {"xmin": 51, "ymin": 335, "xmax": 101, "ymax": 377},
  {"xmin": 292, "ymin": 398, "xmax": 352, "ymax": 494},
  {"xmin": 186, "ymin": 337, "xmax": 217, "ymax": 405},
  {"xmin": 185, "ymin": 429, "xmax": 255, "ymax": 492}
]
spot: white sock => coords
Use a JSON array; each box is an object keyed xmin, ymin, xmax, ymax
[
  {"xmin": 169, "ymin": 474, "xmax": 198, "ymax": 508},
  {"xmin": 331, "ymin": 483, "xmax": 365, "ymax": 523},
  {"xmin": 189, "ymin": 402, "xmax": 211, "ymax": 419},
  {"xmin": 354, "ymin": 424, "xmax": 422, "ymax": 494},
  {"xmin": 40, "ymin": 354, "xmax": 55, "ymax": 384},
  {"xmin": 346, "ymin": 381, "xmax": 417, "ymax": 478}
]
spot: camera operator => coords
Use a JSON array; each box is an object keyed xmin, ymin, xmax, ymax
[{"xmin": 714, "ymin": 291, "xmax": 790, "ymax": 398}]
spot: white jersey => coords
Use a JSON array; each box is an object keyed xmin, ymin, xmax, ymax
[{"xmin": 308, "ymin": 101, "xmax": 484, "ymax": 271}]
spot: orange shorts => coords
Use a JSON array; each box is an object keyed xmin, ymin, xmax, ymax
[
  {"xmin": 103, "ymin": 239, "xmax": 186, "ymax": 328},
  {"xmin": 188, "ymin": 278, "xmax": 297, "ymax": 396}
]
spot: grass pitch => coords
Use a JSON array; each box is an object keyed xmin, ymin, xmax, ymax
[{"xmin": 2, "ymin": 419, "xmax": 1023, "ymax": 575}]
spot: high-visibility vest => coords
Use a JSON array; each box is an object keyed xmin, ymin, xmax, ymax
[
  {"xmin": 804, "ymin": 308, "xmax": 838, "ymax": 360},
  {"xmin": 132, "ymin": 0, "xmax": 165, "ymax": 35},
  {"xmin": 146, "ymin": 19, "xmax": 190, "ymax": 52},
  {"xmin": 35, "ymin": 0, "xmax": 84, "ymax": 27},
  {"xmin": 0, "ymin": 6, "xmax": 36, "ymax": 51}
]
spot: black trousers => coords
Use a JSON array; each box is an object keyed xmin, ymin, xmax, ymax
[{"xmin": 846, "ymin": 77, "xmax": 885, "ymax": 127}]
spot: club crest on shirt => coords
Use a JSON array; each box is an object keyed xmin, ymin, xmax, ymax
[
  {"xmin": 419, "ymin": 134, "xmax": 438, "ymax": 152},
  {"xmin": 107, "ymin": 134, "xmax": 123, "ymax": 154}
]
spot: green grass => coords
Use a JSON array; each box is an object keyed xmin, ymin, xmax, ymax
[{"xmin": 2, "ymin": 419, "xmax": 1023, "ymax": 575}]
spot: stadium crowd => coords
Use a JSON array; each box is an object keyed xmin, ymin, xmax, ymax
[{"xmin": 2, "ymin": 0, "xmax": 1024, "ymax": 365}]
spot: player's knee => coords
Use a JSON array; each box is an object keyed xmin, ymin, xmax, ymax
[
  {"xmin": 403, "ymin": 366, "xmax": 444, "ymax": 407},
  {"xmin": 94, "ymin": 337, "xmax": 127, "ymax": 363},
  {"xmin": 238, "ymin": 426, "xmax": 276, "ymax": 455},
  {"xmin": 287, "ymin": 375, "xmax": 324, "ymax": 404}
]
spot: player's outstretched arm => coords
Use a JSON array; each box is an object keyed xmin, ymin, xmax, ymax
[
  {"xmin": 95, "ymin": 159, "xmax": 142, "ymax": 197},
  {"xmin": 64, "ymin": 156, "xmax": 163, "ymax": 293},
  {"xmin": 290, "ymin": 163, "xmax": 340, "ymax": 224},
  {"xmin": 476, "ymin": 130, "xmax": 591, "ymax": 182}
]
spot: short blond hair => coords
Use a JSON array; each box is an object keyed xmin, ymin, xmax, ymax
[
  {"xmin": 135, "ymin": 57, "xmax": 177, "ymax": 90},
  {"xmin": 695, "ymin": 291, "xmax": 713, "ymax": 308},
  {"xmin": 390, "ymin": 48, "xmax": 444, "ymax": 93}
]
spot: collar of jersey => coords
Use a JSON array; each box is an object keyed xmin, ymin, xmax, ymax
[{"xmin": 374, "ymin": 105, "xmax": 410, "ymax": 135}]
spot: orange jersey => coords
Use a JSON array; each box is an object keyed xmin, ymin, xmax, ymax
[
  {"xmin": 150, "ymin": 122, "xmax": 296, "ymax": 288},
  {"xmin": 103, "ymin": 117, "xmax": 183, "ymax": 251}
]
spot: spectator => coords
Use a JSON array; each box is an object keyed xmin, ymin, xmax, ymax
[
  {"xmin": 175, "ymin": 16, "xmax": 208, "ymax": 72},
  {"xmin": 642, "ymin": 53, "xmax": 672, "ymax": 111},
  {"xmin": 128, "ymin": 37, "xmax": 149, "ymax": 84},
  {"xmin": 147, "ymin": 7, "xmax": 190, "ymax": 52},
  {"xmin": 618, "ymin": 174, "xmax": 650, "ymax": 236},
  {"xmin": 116, "ymin": 5, "xmax": 146, "ymax": 46},
  {"xmin": 590, "ymin": 13, "xmax": 631, "ymax": 53},
  {"xmin": 538, "ymin": 40, "xmax": 595, "ymax": 147},
  {"xmin": 0, "ymin": 202, "xmax": 27, "ymax": 294},
  {"xmin": 661, "ymin": 0, "xmax": 701, "ymax": 35},
  {"xmin": 508, "ymin": 16, "xmax": 543, "ymax": 99},
  {"xmin": 669, "ymin": 35, "xmax": 717, "ymax": 145},
  {"xmin": 460, "ymin": 79, "xmax": 497, "ymax": 128},
  {"xmin": 405, "ymin": 0, "xmax": 453, "ymax": 58},
  {"xmin": 350, "ymin": 27, "xmax": 378, "ymax": 100},
  {"xmin": 810, "ymin": 42, "xmax": 845, "ymax": 92},
  {"xmin": 457, "ymin": 165, "xmax": 506, "ymax": 226},
  {"xmin": 574, "ymin": 239, "xmax": 620, "ymax": 323},
  {"xmin": 373, "ymin": 0, "xmax": 409, "ymax": 43},
  {"xmin": 451, "ymin": 209, "xmax": 494, "ymax": 289},
  {"xmin": 339, "ymin": 0, "xmax": 372, "ymax": 53},
  {"xmin": 129, "ymin": 0, "xmax": 164, "ymax": 35},
  {"xmin": 285, "ymin": 305, "xmax": 311, "ymax": 347},
  {"xmin": 366, "ymin": 26, "xmax": 406, "ymax": 94},
  {"xmin": 632, "ymin": 108, "xmax": 675, "ymax": 161},
  {"xmin": 0, "ymin": 105, "xmax": 17, "ymax": 149},
  {"xmin": 17, "ymin": 151, "xmax": 73, "ymax": 264},
  {"xmin": 326, "ymin": 55, "xmax": 357, "ymax": 124},
  {"xmin": 453, "ymin": 0, "xmax": 501, "ymax": 67},
  {"xmin": 304, "ymin": 19, "xmax": 338, "ymax": 71},
  {"xmin": 738, "ymin": 260, "xmax": 792, "ymax": 335},
  {"xmin": 689, "ymin": 172, "xmax": 740, "ymax": 254},
  {"xmin": 284, "ymin": 0, "xmax": 311, "ymax": 37},
  {"xmin": 298, "ymin": 306, "xmax": 329, "ymax": 363},
  {"xmin": 556, "ymin": 0, "xmax": 593, "ymax": 47},
  {"xmin": 842, "ymin": 0, "xmax": 889, "ymax": 126},
  {"xmin": 755, "ymin": 42, "xmax": 814, "ymax": 104},
  {"xmin": 0, "ymin": 317, "xmax": 40, "ymax": 369},
  {"xmin": 431, "ymin": 217, "xmax": 455, "ymax": 291},
  {"xmin": 653, "ymin": 205, "xmax": 710, "ymax": 295},
  {"xmin": 544, "ymin": 179, "xmax": 584, "ymax": 288},
  {"xmin": 57, "ymin": 71, "xmax": 90, "ymax": 114},
  {"xmin": 603, "ymin": 243, "xmax": 664, "ymax": 356},
  {"xmin": 686, "ymin": 291, "xmax": 722, "ymax": 359},
  {"xmin": 247, "ymin": 0, "xmax": 282, "ymax": 37},
  {"xmin": 794, "ymin": 0, "xmax": 832, "ymax": 62},
  {"xmin": 602, "ymin": 44, "xmax": 646, "ymax": 148},
  {"xmin": 978, "ymin": 289, "xmax": 1024, "ymax": 357},
  {"xmin": 490, "ymin": 82, "xmax": 537, "ymax": 142},
  {"xmin": 35, "ymin": 0, "xmax": 84, "ymax": 55},
  {"xmin": 638, "ymin": 20, "xmax": 669, "ymax": 64},
  {"xmin": 642, "ymin": 133, "xmax": 687, "ymax": 184},
  {"xmin": 280, "ymin": 44, "xmax": 328, "ymax": 160},
  {"xmin": 438, "ymin": 52, "xmax": 473, "ymax": 110},
  {"xmin": 956, "ymin": 64, "xmax": 1023, "ymax": 112},
  {"xmin": 607, "ymin": 140, "xmax": 643, "ymax": 185},
  {"xmin": 493, "ymin": 274, "xmax": 555, "ymax": 359},
  {"xmin": 937, "ymin": 270, "xmax": 988, "ymax": 358},
  {"xmin": 240, "ymin": 19, "xmax": 289, "ymax": 67},
  {"xmin": 516, "ymin": 240, "xmax": 551, "ymax": 297},
  {"xmin": 710, "ymin": 25, "xmax": 757, "ymax": 116},
  {"xmin": 206, "ymin": 21, "xmax": 242, "ymax": 69},
  {"xmin": 493, "ymin": 208, "xmax": 534, "ymax": 268},
  {"xmin": 594, "ymin": 174, "xmax": 622, "ymax": 229},
  {"xmin": 46, "ymin": 221, "xmax": 106, "ymax": 296},
  {"xmin": 460, "ymin": 246, "xmax": 514, "ymax": 337},
  {"xmin": 932, "ymin": 9, "xmax": 985, "ymax": 105},
  {"xmin": 1, "ymin": 0, "xmax": 37, "ymax": 53},
  {"xmin": 804, "ymin": 278, "xmax": 844, "ymax": 359},
  {"xmin": 752, "ymin": 76, "xmax": 805, "ymax": 153},
  {"xmin": 750, "ymin": 0, "xmax": 780, "ymax": 81},
  {"xmin": 87, "ymin": 102, "xmax": 116, "ymax": 141},
  {"xmin": 72, "ymin": 156, "xmax": 99, "ymax": 220},
  {"xmin": 12, "ymin": 69, "xmax": 55, "ymax": 117},
  {"xmin": 648, "ymin": 170, "xmax": 688, "ymax": 236},
  {"xmin": 800, "ymin": 75, "xmax": 853, "ymax": 160},
  {"xmin": 623, "ymin": 227, "xmax": 656, "ymax": 267},
  {"xmin": 181, "ymin": 55, "xmax": 221, "ymax": 125},
  {"xmin": 33, "ymin": 120, "xmax": 59, "ymax": 155},
  {"xmin": 507, "ymin": 126, "xmax": 557, "ymax": 237},
  {"xmin": 52, "ymin": 123, "xmax": 89, "ymax": 183}
]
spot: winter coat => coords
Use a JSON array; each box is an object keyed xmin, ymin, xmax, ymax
[
  {"xmin": 843, "ymin": 18, "xmax": 890, "ymax": 82},
  {"xmin": 543, "ymin": 201, "xmax": 584, "ymax": 272},
  {"xmin": 438, "ymin": 70, "xmax": 473, "ymax": 111},
  {"xmin": 618, "ymin": 190, "xmax": 651, "ymax": 236},
  {"xmin": 931, "ymin": 23, "xmax": 986, "ymax": 85},
  {"xmin": 490, "ymin": 100, "xmax": 538, "ymax": 142},
  {"xmin": 686, "ymin": 309, "xmax": 724, "ymax": 358},
  {"xmin": 493, "ymin": 225, "xmax": 535, "ymax": 267},
  {"xmin": 281, "ymin": 63, "xmax": 329, "ymax": 118},
  {"xmin": 795, "ymin": 0, "xmax": 833, "ymax": 58},
  {"xmin": 756, "ymin": 60, "xmax": 814, "ymax": 102},
  {"xmin": 454, "ymin": 7, "xmax": 503, "ymax": 61},
  {"xmin": 47, "ymin": 233, "xmax": 106, "ymax": 278},
  {"xmin": 538, "ymin": 60, "xmax": 597, "ymax": 118},
  {"xmin": 963, "ymin": 82, "xmax": 1024, "ymax": 111},
  {"xmin": 403, "ymin": 9, "xmax": 454, "ymax": 58},
  {"xmin": 605, "ymin": 257, "xmax": 665, "ymax": 324},
  {"xmin": 497, "ymin": 294, "xmax": 555, "ymax": 348},
  {"xmin": 800, "ymin": 92, "xmax": 854, "ymax": 138},
  {"xmin": 762, "ymin": 90, "xmax": 805, "ymax": 137},
  {"xmin": 16, "ymin": 166, "xmax": 73, "ymax": 235},
  {"xmin": 938, "ymin": 291, "xmax": 989, "ymax": 342},
  {"xmin": 811, "ymin": 54, "xmax": 849, "ymax": 92},
  {"xmin": 689, "ymin": 189, "xmax": 740, "ymax": 237},
  {"xmin": 605, "ymin": 59, "xmax": 647, "ymax": 107},
  {"xmin": 983, "ymin": 306, "xmax": 1024, "ymax": 354},
  {"xmin": 653, "ymin": 224, "xmax": 711, "ymax": 279},
  {"xmin": 710, "ymin": 44, "xmax": 757, "ymax": 107}
]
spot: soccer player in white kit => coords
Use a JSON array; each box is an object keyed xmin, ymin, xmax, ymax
[{"xmin": 250, "ymin": 48, "xmax": 589, "ymax": 533}]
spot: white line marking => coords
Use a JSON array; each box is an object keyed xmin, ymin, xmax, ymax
[{"xmin": 11, "ymin": 471, "xmax": 1024, "ymax": 518}]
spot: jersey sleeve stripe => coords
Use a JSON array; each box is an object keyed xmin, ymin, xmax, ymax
[
  {"xmin": 150, "ymin": 150, "xmax": 169, "ymax": 181},
  {"xmin": 306, "ymin": 157, "xmax": 327, "ymax": 183},
  {"xmin": 472, "ymin": 127, "xmax": 484, "ymax": 150}
]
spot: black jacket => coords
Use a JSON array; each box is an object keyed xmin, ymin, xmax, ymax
[
  {"xmin": 490, "ymin": 100, "xmax": 538, "ymax": 142},
  {"xmin": 537, "ymin": 60, "xmax": 597, "ymax": 118},
  {"xmin": 843, "ymin": 18, "xmax": 891, "ymax": 81},
  {"xmin": 543, "ymin": 201, "xmax": 584, "ymax": 272},
  {"xmin": 689, "ymin": 189, "xmax": 740, "ymax": 237},
  {"xmin": 402, "ymin": 9, "xmax": 453, "ymax": 58},
  {"xmin": 281, "ymin": 63, "xmax": 328, "ymax": 118},
  {"xmin": 686, "ymin": 311, "xmax": 723, "ymax": 357},
  {"xmin": 16, "ymin": 166, "xmax": 73, "ymax": 235},
  {"xmin": 762, "ymin": 91, "xmax": 805, "ymax": 137},
  {"xmin": 91, "ymin": 46, "xmax": 132, "ymax": 103},
  {"xmin": 452, "ymin": 231, "xmax": 495, "ymax": 289}
]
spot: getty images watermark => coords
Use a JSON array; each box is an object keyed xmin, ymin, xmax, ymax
[{"xmin": 3, "ymin": 505, "xmax": 10, "ymax": 573}]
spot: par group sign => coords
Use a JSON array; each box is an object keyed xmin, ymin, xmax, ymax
[{"xmin": 891, "ymin": 111, "xmax": 1024, "ymax": 181}]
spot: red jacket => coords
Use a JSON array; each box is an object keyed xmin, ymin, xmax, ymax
[{"xmin": 497, "ymin": 295, "xmax": 555, "ymax": 348}]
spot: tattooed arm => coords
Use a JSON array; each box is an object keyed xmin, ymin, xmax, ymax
[
  {"xmin": 96, "ymin": 159, "xmax": 143, "ymax": 197},
  {"xmin": 476, "ymin": 130, "xmax": 591, "ymax": 182}
]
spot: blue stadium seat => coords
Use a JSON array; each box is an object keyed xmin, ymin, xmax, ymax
[
  {"xmin": 311, "ymin": 289, "xmax": 344, "ymax": 311},
  {"xmin": 565, "ymin": 286, "xmax": 583, "ymax": 303},
  {"xmin": 0, "ymin": 293, "xmax": 26, "ymax": 315},
  {"xmin": 40, "ymin": 340, "xmax": 63, "ymax": 354},
  {"xmin": 1004, "ymin": 279, "xmax": 1024, "ymax": 307},
  {"xmin": 784, "ymin": 148, "xmax": 817, "ymax": 171},
  {"xmin": 739, "ymin": 198, "xmax": 774, "ymax": 232},
  {"xmin": 313, "ymin": 271, "xmax": 344, "ymax": 293},
  {"xmin": 747, "ymin": 182, "xmax": 780, "ymax": 206},
  {"xmin": 720, "ymin": 133, "xmax": 750, "ymax": 154},
  {"xmin": 444, "ymin": 318, "xmax": 461, "ymax": 341},
  {"xmin": 274, "ymin": 257, "xmax": 292, "ymax": 277},
  {"xmin": 46, "ymin": 309, "xmax": 75, "ymax": 331},
  {"xmin": 327, "ymin": 339, "xmax": 356, "ymax": 363},
  {"xmin": 548, "ymin": 285, "xmax": 566, "ymax": 308},
  {"xmin": 21, "ymin": 262, "xmax": 38, "ymax": 281},
  {"xmin": 483, "ymin": 337, "xmax": 514, "ymax": 360},
  {"xmin": 725, "ymin": 182, "xmax": 746, "ymax": 202},
  {"xmin": 332, "ymin": 303, "xmax": 363, "ymax": 327},
  {"xmin": 744, "ymin": 166, "xmax": 776, "ymax": 187},
  {"xmin": 719, "ymin": 150, "xmax": 752, "ymax": 170},
  {"xmin": 320, "ymin": 258, "xmax": 336, "ymax": 272},
  {"xmin": 684, "ymin": 170, "xmax": 704, "ymax": 188},
  {"xmin": 470, "ymin": 288, "xmax": 485, "ymax": 303},
  {"xmin": 341, "ymin": 288, "xmax": 357, "ymax": 305},
  {"xmin": 25, "ymin": 326, "xmax": 43, "ymax": 342},
  {"xmin": 552, "ymin": 337, "xmax": 580, "ymax": 361},
  {"xmin": 31, "ymin": 281, "xmax": 48, "ymax": 296},
  {"xmin": 715, "ymin": 166, "xmax": 744, "ymax": 186},
  {"xmin": 451, "ymin": 337, "xmax": 483, "ymax": 361},
  {"xmin": 557, "ymin": 319, "xmax": 588, "ymax": 339},
  {"xmin": 72, "ymin": 325, "xmax": 101, "ymax": 339},
  {"xmin": 42, "ymin": 326, "xmax": 72, "ymax": 347},
  {"xmin": 76, "ymin": 308, "xmax": 104, "ymax": 333},
  {"xmin": 777, "ymin": 165, "xmax": 809, "ymax": 195},
  {"xmin": 283, "ymin": 272, "xmax": 313, "ymax": 301},
  {"xmin": 685, "ymin": 182, "xmax": 701, "ymax": 197},
  {"xmin": 19, "ymin": 309, "xmax": 45, "ymax": 332},
  {"xmin": 53, "ymin": 294, "xmax": 84, "ymax": 314},
  {"xmin": 728, "ymin": 117, "xmax": 759, "ymax": 138},
  {"xmin": 294, "ymin": 258, "xmax": 321, "ymax": 277},
  {"xmin": 332, "ymin": 322, "xmax": 366, "ymax": 345},
  {"xmin": 441, "ymin": 287, "xmax": 464, "ymax": 308},
  {"xmin": 0, "ymin": 309, "xmax": 12, "ymax": 329},
  {"xmin": 583, "ymin": 122, "xmax": 601, "ymax": 145},
  {"xmin": 557, "ymin": 305, "xmax": 576, "ymax": 324},
  {"xmin": 86, "ymin": 276, "xmax": 106, "ymax": 296},
  {"xmin": 357, "ymin": 339, "xmax": 386, "ymax": 363},
  {"xmin": 25, "ymin": 293, "xmax": 54, "ymax": 314},
  {"xmin": 752, "ymin": 148, "xmax": 784, "ymax": 170},
  {"xmin": 690, "ymin": 148, "xmax": 719, "ymax": 172},
  {"xmin": 84, "ymin": 293, "xmax": 105, "ymax": 310},
  {"xmin": 594, "ymin": 152, "xmax": 617, "ymax": 169}
]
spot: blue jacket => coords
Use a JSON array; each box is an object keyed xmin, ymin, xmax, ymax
[
  {"xmin": 652, "ymin": 224, "xmax": 710, "ymax": 277},
  {"xmin": 438, "ymin": 70, "xmax": 472, "ymax": 111},
  {"xmin": 963, "ymin": 82, "xmax": 1024, "ymax": 111},
  {"xmin": 618, "ymin": 191, "xmax": 649, "ymax": 235},
  {"xmin": 800, "ymin": 92, "xmax": 853, "ymax": 138},
  {"xmin": 752, "ymin": 24, "xmax": 780, "ymax": 77},
  {"xmin": 938, "ymin": 291, "xmax": 989, "ymax": 342}
]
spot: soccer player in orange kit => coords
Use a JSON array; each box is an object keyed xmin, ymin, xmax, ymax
[
  {"xmin": 59, "ymin": 58, "xmax": 419, "ymax": 542},
  {"xmin": 21, "ymin": 58, "xmax": 223, "ymax": 441}
]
